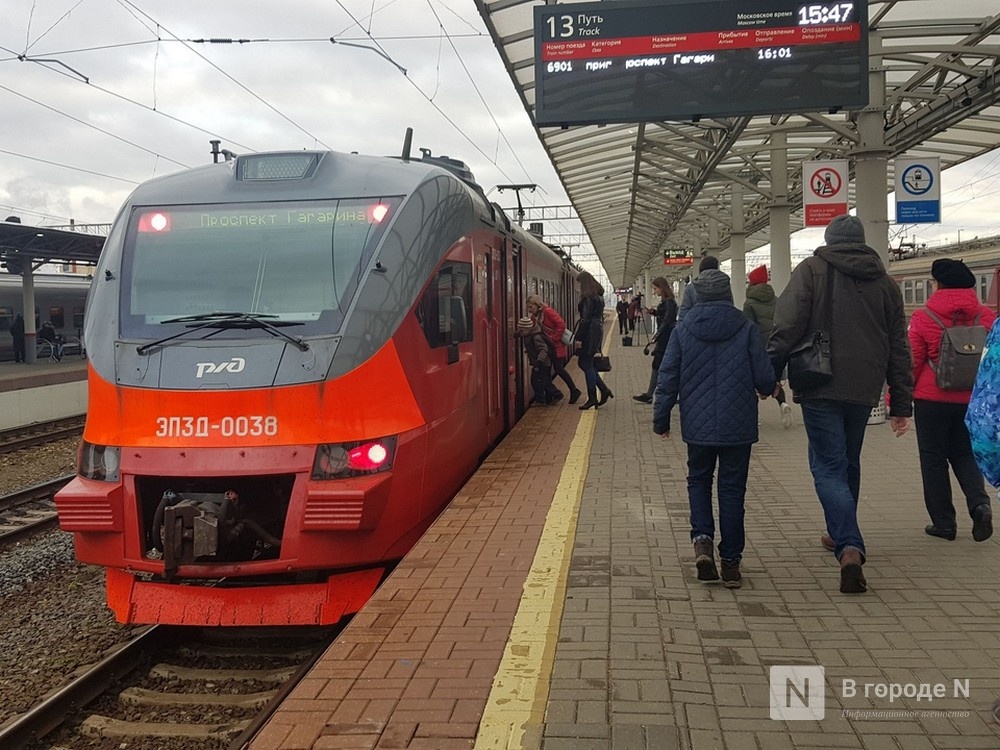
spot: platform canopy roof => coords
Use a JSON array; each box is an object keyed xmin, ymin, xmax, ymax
[
  {"xmin": 474, "ymin": 0, "xmax": 1000, "ymax": 286},
  {"xmin": 0, "ymin": 220, "xmax": 106, "ymax": 272}
]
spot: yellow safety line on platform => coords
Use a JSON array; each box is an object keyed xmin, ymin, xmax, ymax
[{"xmin": 474, "ymin": 411, "xmax": 596, "ymax": 750}]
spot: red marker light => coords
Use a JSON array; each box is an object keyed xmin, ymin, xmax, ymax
[
  {"xmin": 370, "ymin": 204, "xmax": 389, "ymax": 223},
  {"xmin": 138, "ymin": 212, "xmax": 171, "ymax": 232},
  {"xmin": 347, "ymin": 441, "xmax": 390, "ymax": 471}
]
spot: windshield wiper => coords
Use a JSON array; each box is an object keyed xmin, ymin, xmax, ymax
[{"xmin": 137, "ymin": 311, "xmax": 310, "ymax": 355}]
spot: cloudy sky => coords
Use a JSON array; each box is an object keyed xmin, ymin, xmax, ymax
[
  {"xmin": 0, "ymin": 1, "xmax": 571, "ymax": 225},
  {"xmin": 2, "ymin": 0, "xmax": 999, "ymax": 280}
]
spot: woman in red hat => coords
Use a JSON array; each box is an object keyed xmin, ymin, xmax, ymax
[{"xmin": 743, "ymin": 265, "xmax": 793, "ymax": 428}]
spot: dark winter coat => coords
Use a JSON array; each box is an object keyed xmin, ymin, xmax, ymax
[
  {"xmin": 575, "ymin": 295, "xmax": 605, "ymax": 357},
  {"xmin": 742, "ymin": 282, "xmax": 776, "ymax": 350},
  {"xmin": 651, "ymin": 297, "xmax": 678, "ymax": 357},
  {"xmin": 678, "ymin": 283, "xmax": 698, "ymax": 321},
  {"xmin": 653, "ymin": 300, "xmax": 776, "ymax": 445},
  {"xmin": 10, "ymin": 316, "xmax": 25, "ymax": 344},
  {"xmin": 767, "ymin": 244, "xmax": 914, "ymax": 415},
  {"xmin": 518, "ymin": 328, "xmax": 553, "ymax": 368}
]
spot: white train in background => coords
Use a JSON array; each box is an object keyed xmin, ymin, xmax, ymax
[{"xmin": 0, "ymin": 273, "xmax": 91, "ymax": 361}]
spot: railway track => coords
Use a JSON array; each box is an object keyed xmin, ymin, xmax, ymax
[
  {"xmin": 1, "ymin": 624, "xmax": 338, "ymax": 750},
  {"xmin": 0, "ymin": 416, "xmax": 84, "ymax": 455},
  {"xmin": 0, "ymin": 475, "xmax": 73, "ymax": 545}
]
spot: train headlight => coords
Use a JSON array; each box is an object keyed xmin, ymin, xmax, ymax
[
  {"xmin": 79, "ymin": 442, "xmax": 121, "ymax": 482},
  {"xmin": 311, "ymin": 437, "xmax": 397, "ymax": 479}
]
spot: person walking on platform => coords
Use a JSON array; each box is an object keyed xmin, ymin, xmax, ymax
[
  {"xmin": 574, "ymin": 271, "xmax": 613, "ymax": 410},
  {"xmin": 653, "ymin": 269, "xmax": 776, "ymax": 589},
  {"xmin": 616, "ymin": 296, "xmax": 629, "ymax": 335},
  {"xmin": 516, "ymin": 316, "xmax": 561, "ymax": 405},
  {"xmin": 743, "ymin": 264, "xmax": 793, "ymax": 428},
  {"xmin": 909, "ymin": 258, "xmax": 995, "ymax": 542},
  {"xmin": 528, "ymin": 294, "xmax": 582, "ymax": 405},
  {"xmin": 634, "ymin": 277, "xmax": 677, "ymax": 403},
  {"xmin": 678, "ymin": 255, "xmax": 723, "ymax": 321},
  {"xmin": 10, "ymin": 313, "xmax": 25, "ymax": 363},
  {"xmin": 627, "ymin": 294, "xmax": 642, "ymax": 333},
  {"xmin": 768, "ymin": 214, "xmax": 913, "ymax": 595}
]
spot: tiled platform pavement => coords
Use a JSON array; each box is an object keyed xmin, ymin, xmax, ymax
[
  {"xmin": 545, "ymin": 337, "xmax": 1000, "ymax": 750},
  {"xmin": 250, "ymin": 332, "xmax": 1000, "ymax": 750}
]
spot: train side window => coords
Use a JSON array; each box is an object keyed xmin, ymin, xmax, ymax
[
  {"xmin": 73, "ymin": 306, "xmax": 85, "ymax": 329},
  {"xmin": 417, "ymin": 262, "xmax": 473, "ymax": 348},
  {"xmin": 914, "ymin": 281, "xmax": 925, "ymax": 305},
  {"xmin": 0, "ymin": 306, "xmax": 11, "ymax": 333},
  {"xmin": 980, "ymin": 274, "xmax": 989, "ymax": 303},
  {"xmin": 902, "ymin": 280, "xmax": 913, "ymax": 305},
  {"xmin": 49, "ymin": 307, "xmax": 65, "ymax": 328}
]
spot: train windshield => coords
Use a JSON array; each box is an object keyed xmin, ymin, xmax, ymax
[{"xmin": 119, "ymin": 198, "xmax": 400, "ymax": 338}]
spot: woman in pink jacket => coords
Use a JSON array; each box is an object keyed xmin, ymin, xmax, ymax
[
  {"xmin": 908, "ymin": 258, "xmax": 996, "ymax": 542},
  {"xmin": 527, "ymin": 294, "xmax": 583, "ymax": 405}
]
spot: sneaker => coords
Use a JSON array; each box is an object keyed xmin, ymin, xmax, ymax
[
  {"xmin": 925, "ymin": 525, "xmax": 957, "ymax": 541},
  {"xmin": 721, "ymin": 560, "xmax": 742, "ymax": 588},
  {"xmin": 839, "ymin": 549, "xmax": 867, "ymax": 594},
  {"xmin": 632, "ymin": 393, "xmax": 652, "ymax": 403},
  {"xmin": 972, "ymin": 504, "xmax": 993, "ymax": 542},
  {"xmin": 820, "ymin": 533, "xmax": 835, "ymax": 552},
  {"xmin": 693, "ymin": 539, "xmax": 719, "ymax": 581},
  {"xmin": 780, "ymin": 403, "xmax": 792, "ymax": 429}
]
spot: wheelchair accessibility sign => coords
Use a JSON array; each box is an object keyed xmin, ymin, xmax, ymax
[{"xmin": 895, "ymin": 157, "xmax": 940, "ymax": 223}]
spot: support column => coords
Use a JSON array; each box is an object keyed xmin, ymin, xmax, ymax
[
  {"xmin": 730, "ymin": 184, "xmax": 747, "ymax": 309},
  {"xmin": 23, "ymin": 261, "xmax": 37, "ymax": 364},
  {"xmin": 855, "ymin": 32, "xmax": 889, "ymax": 266},
  {"xmin": 769, "ymin": 131, "xmax": 792, "ymax": 294}
]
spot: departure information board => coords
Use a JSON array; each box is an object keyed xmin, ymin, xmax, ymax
[{"xmin": 533, "ymin": 0, "xmax": 868, "ymax": 126}]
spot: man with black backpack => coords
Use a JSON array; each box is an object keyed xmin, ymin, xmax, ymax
[{"xmin": 909, "ymin": 258, "xmax": 996, "ymax": 542}]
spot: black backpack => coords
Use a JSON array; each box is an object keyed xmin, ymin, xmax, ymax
[{"xmin": 924, "ymin": 308, "xmax": 988, "ymax": 391}]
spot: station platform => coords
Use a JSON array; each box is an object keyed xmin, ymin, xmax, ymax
[
  {"xmin": 0, "ymin": 357, "xmax": 87, "ymax": 429},
  {"xmin": 248, "ymin": 338, "xmax": 1000, "ymax": 750}
]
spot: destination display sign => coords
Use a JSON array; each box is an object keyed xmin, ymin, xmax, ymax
[{"xmin": 534, "ymin": 0, "xmax": 868, "ymax": 126}]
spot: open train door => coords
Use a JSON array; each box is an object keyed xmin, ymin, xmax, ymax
[{"xmin": 480, "ymin": 245, "xmax": 507, "ymax": 446}]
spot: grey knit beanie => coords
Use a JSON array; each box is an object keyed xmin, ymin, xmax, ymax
[
  {"xmin": 824, "ymin": 214, "xmax": 865, "ymax": 245},
  {"xmin": 693, "ymin": 269, "xmax": 732, "ymax": 301}
]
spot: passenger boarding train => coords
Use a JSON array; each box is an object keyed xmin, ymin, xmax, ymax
[{"xmin": 54, "ymin": 145, "xmax": 578, "ymax": 626}]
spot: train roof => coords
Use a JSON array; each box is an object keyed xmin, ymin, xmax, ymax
[
  {"xmin": 888, "ymin": 240, "xmax": 1000, "ymax": 275},
  {"xmin": 0, "ymin": 272, "xmax": 92, "ymax": 289},
  {"xmin": 124, "ymin": 150, "xmax": 485, "ymax": 207}
]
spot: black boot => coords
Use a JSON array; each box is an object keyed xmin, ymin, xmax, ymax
[
  {"xmin": 568, "ymin": 388, "xmax": 582, "ymax": 405},
  {"xmin": 597, "ymin": 386, "xmax": 614, "ymax": 406},
  {"xmin": 579, "ymin": 388, "xmax": 599, "ymax": 410}
]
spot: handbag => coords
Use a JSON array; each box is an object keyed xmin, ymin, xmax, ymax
[
  {"xmin": 560, "ymin": 327, "xmax": 574, "ymax": 346},
  {"xmin": 787, "ymin": 331, "xmax": 832, "ymax": 390},
  {"xmin": 593, "ymin": 352, "xmax": 612, "ymax": 372},
  {"xmin": 786, "ymin": 261, "xmax": 835, "ymax": 392}
]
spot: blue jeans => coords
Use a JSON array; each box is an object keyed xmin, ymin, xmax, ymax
[
  {"xmin": 799, "ymin": 400, "xmax": 871, "ymax": 561},
  {"xmin": 576, "ymin": 352, "xmax": 607, "ymax": 396},
  {"xmin": 687, "ymin": 443, "xmax": 752, "ymax": 563}
]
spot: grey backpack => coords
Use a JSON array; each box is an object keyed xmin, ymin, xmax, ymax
[{"xmin": 924, "ymin": 308, "xmax": 988, "ymax": 391}]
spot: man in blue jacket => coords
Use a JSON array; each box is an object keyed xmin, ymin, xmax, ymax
[{"xmin": 653, "ymin": 269, "xmax": 776, "ymax": 588}]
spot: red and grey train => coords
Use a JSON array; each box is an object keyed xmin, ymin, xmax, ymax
[{"xmin": 54, "ymin": 147, "xmax": 578, "ymax": 626}]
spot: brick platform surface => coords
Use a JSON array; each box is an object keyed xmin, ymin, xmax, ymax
[{"xmin": 250, "ymin": 336, "xmax": 1000, "ymax": 750}]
